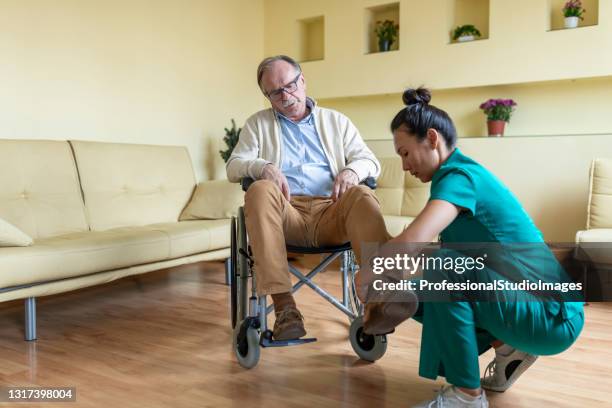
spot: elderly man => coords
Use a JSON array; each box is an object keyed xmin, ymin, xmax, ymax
[{"xmin": 226, "ymin": 55, "xmax": 390, "ymax": 340}]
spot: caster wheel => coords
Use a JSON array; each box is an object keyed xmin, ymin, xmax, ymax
[
  {"xmin": 349, "ymin": 316, "xmax": 387, "ymax": 362},
  {"xmin": 234, "ymin": 319, "xmax": 260, "ymax": 369}
]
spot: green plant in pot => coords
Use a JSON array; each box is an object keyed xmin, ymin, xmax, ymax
[
  {"xmin": 563, "ymin": 0, "xmax": 586, "ymax": 29},
  {"xmin": 479, "ymin": 99, "xmax": 517, "ymax": 137},
  {"xmin": 375, "ymin": 19, "xmax": 399, "ymax": 52},
  {"xmin": 219, "ymin": 119, "xmax": 241, "ymax": 163},
  {"xmin": 452, "ymin": 24, "xmax": 482, "ymax": 42}
]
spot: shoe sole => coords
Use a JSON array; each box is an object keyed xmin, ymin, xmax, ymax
[{"xmin": 481, "ymin": 354, "xmax": 538, "ymax": 392}]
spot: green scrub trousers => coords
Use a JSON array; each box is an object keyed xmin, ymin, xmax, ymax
[{"xmin": 413, "ymin": 266, "xmax": 585, "ymax": 389}]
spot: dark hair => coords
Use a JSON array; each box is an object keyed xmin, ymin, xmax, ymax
[
  {"xmin": 256, "ymin": 55, "xmax": 302, "ymax": 91},
  {"xmin": 390, "ymin": 87, "xmax": 457, "ymax": 148}
]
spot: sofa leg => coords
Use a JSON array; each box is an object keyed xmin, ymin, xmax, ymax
[
  {"xmin": 25, "ymin": 297, "xmax": 37, "ymax": 341},
  {"xmin": 224, "ymin": 258, "xmax": 231, "ymax": 286}
]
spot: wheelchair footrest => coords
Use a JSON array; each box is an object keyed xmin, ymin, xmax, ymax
[{"xmin": 259, "ymin": 330, "xmax": 317, "ymax": 348}]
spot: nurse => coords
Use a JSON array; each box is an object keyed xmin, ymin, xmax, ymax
[{"xmin": 361, "ymin": 87, "xmax": 585, "ymax": 408}]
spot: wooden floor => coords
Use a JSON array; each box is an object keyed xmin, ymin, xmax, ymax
[{"xmin": 0, "ymin": 258, "xmax": 610, "ymax": 408}]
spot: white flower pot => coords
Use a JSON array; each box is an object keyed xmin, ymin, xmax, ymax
[
  {"xmin": 457, "ymin": 35, "xmax": 475, "ymax": 42},
  {"xmin": 564, "ymin": 16, "xmax": 579, "ymax": 29}
]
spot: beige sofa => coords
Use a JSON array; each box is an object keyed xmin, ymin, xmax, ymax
[
  {"xmin": 4, "ymin": 136, "xmax": 608, "ymax": 338},
  {"xmin": 0, "ymin": 140, "xmax": 425, "ymax": 341},
  {"xmin": 0, "ymin": 139, "xmax": 242, "ymax": 340},
  {"xmin": 575, "ymin": 158, "xmax": 612, "ymax": 298},
  {"xmin": 25, "ymin": 137, "xmax": 611, "ymax": 339}
]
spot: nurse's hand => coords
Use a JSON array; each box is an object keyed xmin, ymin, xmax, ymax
[
  {"xmin": 331, "ymin": 169, "xmax": 359, "ymax": 201},
  {"xmin": 355, "ymin": 240, "xmax": 409, "ymax": 303},
  {"xmin": 261, "ymin": 164, "xmax": 291, "ymax": 201}
]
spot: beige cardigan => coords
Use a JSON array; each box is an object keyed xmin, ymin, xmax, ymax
[{"xmin": 226, "ymin": 103, "xmax": 380, "ymax": 183}]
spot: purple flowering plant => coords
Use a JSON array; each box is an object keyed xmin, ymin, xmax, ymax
[
  {"xmin": 563, "ymin": 0, "xmax": 586, "ymax": 20},
  {"xmin": 479, "ymin": 99, "xmax": 517, "ymax": 122}
]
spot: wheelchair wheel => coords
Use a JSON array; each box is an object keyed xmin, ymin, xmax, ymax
[
  {"xmin": 349, "ymin": 316, "xmax": 387, "ymax": 362},
  {"xmin": 230, "ymin": 216, "xmax": 238, "ymax": 329},
  {"xmin": 233, "ymin": 318, "xmax": 260, "ymax": 369},
  {"xmin": 236, "ymin": 208, "xmax": 249, "ymax": 325}
]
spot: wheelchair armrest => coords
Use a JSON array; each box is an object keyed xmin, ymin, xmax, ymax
[
  {"xmin": 240, "ymin": 176, "xmax": 377, "ymax": 192},
  {"xmin": 240, "ymin": 177, "xmax": 255, "ymax": 192},
  {"xmin": 362, "ymin": 176, "xmax": 377, "ymax": 190}
]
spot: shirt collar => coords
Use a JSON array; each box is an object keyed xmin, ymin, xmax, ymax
[{"xmin": 275, "ymin": 97, "xmax": 316, "ymax": 125}]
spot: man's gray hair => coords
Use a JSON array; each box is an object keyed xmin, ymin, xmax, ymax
[{"xmin": 256, "ymin": 55, "xmax": 302, "ymax": 91}]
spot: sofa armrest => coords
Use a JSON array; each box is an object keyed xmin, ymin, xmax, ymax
[{"xmin": 179, "ymin": 180, "xmax": 244, "ymax": 220}]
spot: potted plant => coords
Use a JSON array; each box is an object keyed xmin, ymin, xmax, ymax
[
  {"xmin": 479, "ymin": 99, "xmax": 517, "ymax": 137},
  {"xmin": 374, "ymin": 19, "xmax": 399, "ymax": 52},
  {"xmin": 219, "ymin": 119, "xmax": 241, "ymax": 162},
  {"xmin": 452, "ymin": 24, "xmax": 482, "ymax": 42},
  {"xmin": 563, "ymin": 0, "xmax": 586, "ymax": 29}
]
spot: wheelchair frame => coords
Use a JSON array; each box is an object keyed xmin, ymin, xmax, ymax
[{"xmin": 226, "ymin": 206, "xmax": 389, "ymax": 369}]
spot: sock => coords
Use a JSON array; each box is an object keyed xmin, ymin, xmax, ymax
[
  {"xmin": 271, "ymin": 292, "xmax": 296, "ymax": 314},
  {"xmin": 495, "ymin": 343, "xmax": 515, "ymax": 357}
]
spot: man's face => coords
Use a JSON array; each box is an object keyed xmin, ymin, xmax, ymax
[{"xmin": 260, "ymin": 61, "xmax": 307, "ymax": 118}]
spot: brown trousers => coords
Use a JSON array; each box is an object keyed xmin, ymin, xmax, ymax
[{"xmin": 243, "ymin": 180, "xmax": 391, "ymax": 295}]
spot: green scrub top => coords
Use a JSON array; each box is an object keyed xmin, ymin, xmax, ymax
[{"xmin": 428, "ymin": 148, "xmax": 583, "ymax": 319}]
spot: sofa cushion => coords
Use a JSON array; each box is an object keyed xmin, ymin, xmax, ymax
[
  {"xmin": 376, "ymin": 157, "xmax": 429, "ymax": 218},
  {"xmin": 0, "ymin": 218, "xmax": 33, "ymax": 247},
  {"xmin": 575, "ymin": 229, "xmax": 612, "ymax": 265},
  {"xmin": 0, "ymin": 140, "xmax": 89, "ymax": 239},
  {"xmin": 0, "ymin": 219, "xmax": 232, "ymax": 288},
  {"xmin": 587, "ymin": 158, "xmax": 612, "ymax": 229},
  {"xmin": 70, "ymin": 140, "xmax": 196, "ymax": 231},
  {"xmin": 376, "ymin": 157, "xmax": 405, "ymax": 216},
  {"xmin": 0, "ymin": 227, "xmax": 170, "ymax": 288},
  {"xmin": 180, "ymin": 180, "xmax": 243, "ymax": 220},
  {"xmin": 148, "ymin": 219, "xmax": 230, "ymax": 258}
]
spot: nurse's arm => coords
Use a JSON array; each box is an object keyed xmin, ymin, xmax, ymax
[
  {"xmin": 391, "ymin": 199, "xmax": 462, "ymax": 244},
  {"xmin": 355, "ymin": 199, "xmax": 462, "ymax": 297}
]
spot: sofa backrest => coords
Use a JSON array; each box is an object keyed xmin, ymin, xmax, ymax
[
  {"xmin": 376, "ymin": 157, "xmax": 429, "ymax": 217},
  {"xmin": 587, "ymin": 158, "xmax": 612, "ymax": 229},
  {"xmin": 0, "ymin": 139, "xmax": 89, "ymax": 239},
  {"xmin": 70, "ymin": 140, "xmax": 196, "ymax": 231}
]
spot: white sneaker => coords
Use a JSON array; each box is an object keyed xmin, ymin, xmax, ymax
[
  {"xmin": 413, "ymin": 385, "xmax": 489, "ymax": 408},
  {"xmin": 481, "ymin": 345, "xmax": 538, "ymax": 392}
]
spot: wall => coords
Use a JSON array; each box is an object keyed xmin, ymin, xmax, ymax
[
  {"xmin": 264, "ymin": 0, "xmax": 612, "ymax": 98},
  {"xmin": 453, "ymin": 0, "xmax": 489, "ymax": 40},
  {"xmin": 299, "ymin": 16, "xmax": 325, "ymax": 62},
  {"xmin": 0, "ymin": 0, "xmax": 265, "ymax": 181},
  {"xmin": 368, "ymin": 135, "xmax": 612, "ymax": 241},
  {"xmin": 320, "ymin": 76, "xmax": 612, "ymax": 140}
]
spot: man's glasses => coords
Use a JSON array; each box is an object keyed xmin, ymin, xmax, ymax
[{"xmin": 265, "ymin": 72, "xmax": 302, "ymax": 101}]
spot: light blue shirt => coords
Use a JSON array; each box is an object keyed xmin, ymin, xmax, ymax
[{"xmin": 276, "ymin": 100, "xmax": 334, "ymax": 196}]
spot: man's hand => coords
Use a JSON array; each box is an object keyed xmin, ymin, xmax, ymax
[
  {"xmin": 331, "ymin": 169, "xmax": 359, "ymax": 201},
  {"xmin": 261, "ymin": 163, "xmax": 291, "ymax": 201}
]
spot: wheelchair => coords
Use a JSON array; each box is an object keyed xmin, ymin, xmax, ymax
[{"xmin": 226, "ymin": 178, "xmax": 389, "ymax": 369}]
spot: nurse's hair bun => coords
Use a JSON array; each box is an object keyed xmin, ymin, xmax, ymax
[{"xmin": 402, "ymin": 87, "xmax": 431, "ymax": 106}]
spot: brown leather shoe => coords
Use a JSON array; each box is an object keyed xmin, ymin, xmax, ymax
[
  {"xmin": 273, "ymin": 307, "xmax": 307, "ymax": 340},
  {"xmin": 363, "ymin": 298, "xmax": 418, "ymax": 336}
]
